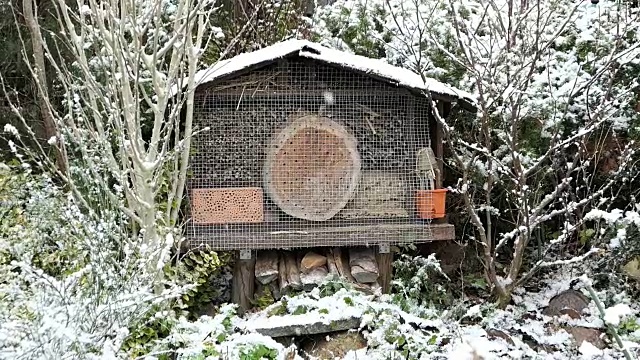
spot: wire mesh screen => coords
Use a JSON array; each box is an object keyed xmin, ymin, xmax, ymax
[{"xmin": 186, "ymin": 58, "xmax": 444, "ymax": 250}]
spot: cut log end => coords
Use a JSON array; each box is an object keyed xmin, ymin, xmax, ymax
[{"xmin": 264, "ymin": 115, "xmax": 361, "ymax": 221}]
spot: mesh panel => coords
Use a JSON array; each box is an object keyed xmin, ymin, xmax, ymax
[{"xmin": 186, "ymin": 58, "xmax": 443, "ymax": 250}]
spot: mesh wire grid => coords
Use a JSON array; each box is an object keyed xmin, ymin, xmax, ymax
[{"xmin": 186, "ymin": 58, "xmax": 441, "ymax": 251}]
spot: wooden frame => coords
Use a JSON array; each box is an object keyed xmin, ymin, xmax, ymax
[{"xmin": 186, "ymin": 222, "xmax": 455, "ymax": 251}]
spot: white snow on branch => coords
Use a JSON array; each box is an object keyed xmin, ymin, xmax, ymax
[{"xmin": 3, "ymin": 124, "xmax": 19, "ymax": 137}]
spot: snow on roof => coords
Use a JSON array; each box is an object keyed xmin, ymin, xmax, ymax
[{"xmin": 192, "ymin": 39, "xmax": 476, "ymax": 109}]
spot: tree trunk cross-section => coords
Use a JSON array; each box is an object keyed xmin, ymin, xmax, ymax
[{"xmin": 263, "ymin": 115, "xmax": 361, "ymax": 221}]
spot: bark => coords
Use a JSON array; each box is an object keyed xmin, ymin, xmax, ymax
[{"xmin": 22, "ymin": 0, "xmax": 67, "ymax": 173}]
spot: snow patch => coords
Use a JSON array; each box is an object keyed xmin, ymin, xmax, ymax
[
  {"xmin": 603, "ymin": 304, "xmax": 632, "ymax": 327},
  {"xmin": 579, "ymin": 341, "xmax": 604, "ymax": 358}
]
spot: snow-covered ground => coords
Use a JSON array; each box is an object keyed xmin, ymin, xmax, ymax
[{"xmin": 161, "ymin": 271, "xmax": 640, "ymax": 359}]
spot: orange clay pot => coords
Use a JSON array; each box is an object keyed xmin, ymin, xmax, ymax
[{"xmin": 416, "ymin": 189, "xmax": 447, "ymax": 219}]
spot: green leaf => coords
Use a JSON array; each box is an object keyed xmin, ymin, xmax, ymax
[
  {"xmin": 292, "ymin": 306, "xmax": 308, "ymax": 315},
  {"xmin": 344, "ymin": 297, "xmax": 354, "ymax": 306}
]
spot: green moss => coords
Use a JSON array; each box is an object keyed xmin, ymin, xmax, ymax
[
  {"xmin": 253, "ymin": 286, "xmax": 276, "ymax": 310},
  {"xmin": 292, "ymin": 305, "xmax": 309, "ymax": 315},
  {"xmin": 343, "ymin": 297, "xmax": 354, "ymax": 306},
  {"xmin": 267, "ymin": 299, "xmax": 288, "ymax": 316}
]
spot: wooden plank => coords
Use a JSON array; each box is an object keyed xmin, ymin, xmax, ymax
[
  {"xmin": 232, "ymin": 251, "xmax": 256, "ymax": 315},
  {"xmin": 333, "ymin": 247, "xmax": 355, "ymax": 282},
  {"xmin": 186, "ymin": 222, "xmax": 455, "ymax": 251},
  {"xmin": 278, "ymin": 253, "xmax": 290, "ymax": 294},
  {"xmin": 326, "ymin": 249, "xmax": 339, "ymax": 279},
  {"xmin": 284, "ymin": 251, "xmax": 302, "ymax": 290}
]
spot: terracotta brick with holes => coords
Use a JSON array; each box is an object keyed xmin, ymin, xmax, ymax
[{"xmin": 190, "ymin": 188, "xmax": 264, "ymax": 225}]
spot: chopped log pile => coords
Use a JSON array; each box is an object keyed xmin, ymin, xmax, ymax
[{"xmin": 254, "ymin": 247, "xmax": 382, "ymax": 299}]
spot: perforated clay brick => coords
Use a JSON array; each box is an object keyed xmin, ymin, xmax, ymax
[{"xmin": 190, "ymin": 187, "xmax": 264, "ymax": 224}]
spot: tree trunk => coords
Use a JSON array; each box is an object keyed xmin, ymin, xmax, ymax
[{"xmin": 22, "ymin": 0, "xmax": 67, "ymax": 173}]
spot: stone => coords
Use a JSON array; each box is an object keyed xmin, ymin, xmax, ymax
[
  {"xmin": 349, "ymin": 248, "xmax": 379, "ymax": 283},
  {"xmin": 486, "ymin": 328, "xmax": 514, "ymax": 346},
  {"xmin": 559, "ymin": 308, "xmax": 582, "ymax": 319},
  {"xmin": 350, "ymin": 265, "xmax": 379, "ymax": 283},
  {"xmin": 300, "ymin": 266, "xmax": 329, "ymax": 291},
  {"xmin": 622, "ymin": 257, "xmax": 640, "ymax": 280},
  {"xmin": 542, "ymin": 289, "xmax": 590, "ymax": 317},
  {"xmin": 255, "ymin": 250, "xmax": 279, "ymax": 285},
  {"xmin": 301, "ymin": 252, "xmax": 327, "ymax": 274},
  {"xmin": 565, "ymin": 326, "xmax": 606, "ymax": 349},
  {"xmin": 249, "ymin": 316, "xmax": 361, "ymax": 338}
]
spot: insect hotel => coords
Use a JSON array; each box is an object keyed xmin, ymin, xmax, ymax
[{"xmin": 185, "ymin": 40, "xmax": 475, "ymax": 312}]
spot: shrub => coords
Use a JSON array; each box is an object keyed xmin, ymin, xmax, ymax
[{"xmin": 391, "ymin": 253, "xmax": 453, "ymax": 313}]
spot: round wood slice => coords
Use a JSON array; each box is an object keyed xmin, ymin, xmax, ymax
[{"xmin": 264, "ymin": 115, "xmax": 361, "ymax": 221}]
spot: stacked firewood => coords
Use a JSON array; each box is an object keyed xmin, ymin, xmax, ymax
[{"xmin": 254, "ymin": 247, "xmax": 381, "ymax": 299}]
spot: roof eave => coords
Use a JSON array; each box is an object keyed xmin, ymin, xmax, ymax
[{"xmin": 193, "ymin": 52, "xmax": 478, "ymax": 112}]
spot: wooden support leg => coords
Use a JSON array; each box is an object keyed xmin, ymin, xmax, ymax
[
  {"xmin": 433, "ymin": 101, "xmax": 448, "ymax": 225},
  {"xmin": 376, "ymin": 244, "xmax": 393, "ymax": 294},
  {"xmin": 232, "ymin": 249, "xmax": 255, "ymax": 315}
]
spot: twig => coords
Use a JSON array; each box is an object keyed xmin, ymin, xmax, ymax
[
  {"xmin": 580, "ymin": 275, "xmax": 636, "ymax": 360},
  {"xmin": 364, "ymin": 116, "xmax": 377, "ymax": 135},
  {"xmin": 356, "ymin": 103, "xmax": 380, "ymax": 135}
]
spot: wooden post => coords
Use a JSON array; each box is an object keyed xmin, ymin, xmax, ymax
[
  {"xmin": 434, "ymin": 102, "xmax": 446, "ymax": 190},
  {"xmin": 376, "ymin": 244, "xmax": 393, "ymax": 294},
  {"xmin": 433, "ymin": 101, "xmax": 452, "ymax": 225},
  {"xmin": 232, "ymin": 249, "xmax": 255, "ymax": 315}
]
